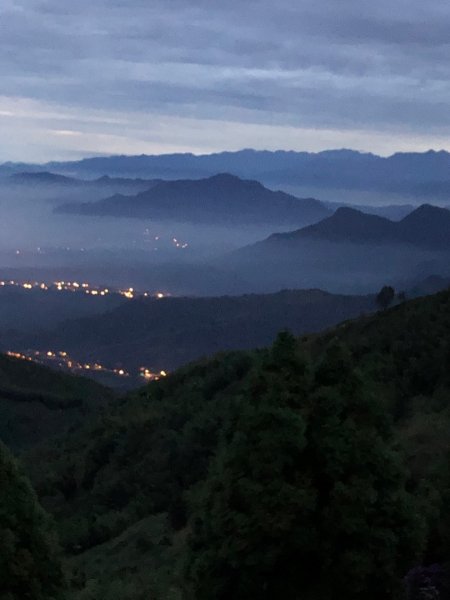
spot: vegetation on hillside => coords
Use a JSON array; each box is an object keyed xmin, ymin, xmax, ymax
[
  {"xmin": 0, "ymin": 353, "xmax": 112, "ymax": 450},
  {"xmin": 0, "ymin": 441, "xmax": 65, "ymax": 599},
  {"xmin": 14, "ymin": 288, "xmax": 450, "ymax": 599},
  {"xmin": 20, "ymin": 289, "xmax": 375, "ymax": 372}
]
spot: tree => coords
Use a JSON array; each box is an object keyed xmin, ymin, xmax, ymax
[
  {"xmin": 376, "ymin": 285, "xmax": 395, "ymax": 310},
  {"xmin": 184, "ymin": 337, "xmax": 424, "ymax": 600},
  {"xmin": 0, "ymin": 442, "xmax": 65, "ymax": 599}
]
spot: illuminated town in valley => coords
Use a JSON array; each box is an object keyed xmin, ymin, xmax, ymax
[
  {"xmin": 6, "ymin": 349, "xmax": 167, "ymax": 382},
  {"xmin": 1, "ymin": 277, "xmax": 170, "ymax": 384},
  {"xmin": 0, "ymin": 278, "xmax": 169, "ymax": 300}
]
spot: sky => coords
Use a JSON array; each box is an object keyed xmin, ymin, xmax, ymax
[{"xmin": 1, "ymin": 0, "xmax": 450, "ymax": 162}]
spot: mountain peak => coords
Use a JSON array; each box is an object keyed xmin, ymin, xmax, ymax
[
  {"xmin": 403, "ymin": 203, "xmax": 450, "ymax": 220},
  {"xmin": 267, "ymin": 202, "xmax": 450, "ymax": 250},
  {"xmin": 7, "ymin": 171, "xmax": 78, "ymax": 185},
  {"xmin": 206, "ymin": 172, "xmax": 248, "ymax": 184},
  {"xmin": 56, "ymin": 172, "xmax": 330, "ymax": 226},
  {"xmin": 204, "ymin": 172, "xmax": 264, "ymax": 189}
]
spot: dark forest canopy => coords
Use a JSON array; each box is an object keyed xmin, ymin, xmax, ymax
[
  {"xmin": 0, "ymin": 441, "xmax": 65, "ymax": 600},
  {"xmin": 0, "ymin": 287, "xmax": 445, "ymax": 599}
]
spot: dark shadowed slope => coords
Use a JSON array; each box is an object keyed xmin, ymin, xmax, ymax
[
  {"xmin": 20, "ymin": 288, "xmax": 450, "ymax": 599},
  {"xmin": 13, "ymin": 289, "xmax": 375, "ymax": 372},
  {"xmin": 56, "ymin": 173, "xmax": 331, "ymax": 226},
  {"xmin": 397, "ymin": 204, "xmax": 450, "ymax": 248},
  {"xmin": 0, "ymin": 352, "xmax": 112, "ymax": 450},
  {"xmin": 0, "ymin": 286, "xmax": 126, "ymax": 333}
]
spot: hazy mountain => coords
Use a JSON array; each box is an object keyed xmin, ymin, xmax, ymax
[
  {"xmin": 222, "ymin": 205, "xmax": 450, "ymax": 295},
  {"xmin": 4, "ymin": 149, "xmax": 450, "ymax": 199},
  {"xmin": 56, "ymin": 173, "xmax": 331, "ymax": 226},
  {"xmin": 1, "ymin": 170, "xmax": 160, "ymax": 195},
  {"xmin": 6, "ymin": 171, "xmax": 81, "ymax": 186},
  {"xmin": 266, "ymin": 204, "xmax": 450, "ymax": 250},
  {"xmin": 408, "ymin": 274, "xmax": 450, "ymax": 297},
  {"xmin": 324, "ymin": 202, "xmax": 415, "ymax": 221}
]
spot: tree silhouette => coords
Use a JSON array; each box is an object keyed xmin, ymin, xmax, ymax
[
  {"xmin": 0, "ymin": 442, "xmax": 65, "ymax": 599},
  {"xmin": 184, "ymin": 336, "xmax": 423, "ymax": 600},
  {"xmin": 376, "ymin": 285, "xmax": 395, "ymax": 310}
]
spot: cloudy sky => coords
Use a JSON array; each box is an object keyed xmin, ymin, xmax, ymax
[{"xmin": 1, "ymin": 0, "xmax": 450, "ymax": 162}]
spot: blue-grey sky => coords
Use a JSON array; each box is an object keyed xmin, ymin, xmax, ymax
[{"xmin": 1, "ymin": 0, "xmax": 450, "ymax": 162}]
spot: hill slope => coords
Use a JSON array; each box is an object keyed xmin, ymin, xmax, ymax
[
  {"xmin": 0, "ymin": 286, "xmax": 125, "ymax": 333},
  {"xmin": 0, "ymin": 353, "xmax": 112, "ymax": 450},
  {"xmin": 21, "ymin": 288, "xmax": 450, "ymax": 598},
  {"xmin": 56, "ymin": 173, "xmax": 331, "ymax": 226},
  {"xmin": 11, "ymin": 289, "xmax": 376, "ymax": 372}
]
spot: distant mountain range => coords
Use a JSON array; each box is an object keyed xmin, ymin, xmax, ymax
[
  {"xmin": 0, "ymin": 171, "xmax": 160, "ymax": 196},
  {"xmin": 324, "ymin": 202, "xmax": 414, "ymax": 221},
  {"xmin": 266, "ymin": 204, "xmax": 450, "ymax": 250},
  {"xmin": 55, "ymin": 173, "xmax": 331, "ymax": 226},
  {"xmin": 3, "ymin": 149, "xmax": 450, "ymax": 199},
  {"xmin": 223, "ymin": 204, "xmax": 450, "ymax": 295}
]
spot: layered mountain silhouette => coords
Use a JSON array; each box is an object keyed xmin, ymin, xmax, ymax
[
  {"xmin": 6, "ymin": 171, "xmax": 81, "ymax": 186},
  {"xmin": 2, "ymin": 171, "xmax": 160, "ymax": 191},
  {"xmin": 265, "ymin": 204, "xmax": 450, "ymax": 250},
  {"xmin": 3, "ymin": 149, "xmax": 450, "ymax": 199},
  {"xmin": 56, "ymin": 173, "xmax": 331, "ymax": 225}
]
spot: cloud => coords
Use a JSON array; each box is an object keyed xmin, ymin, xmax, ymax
[{"xmin": 1, "ymin": 0, "xmax": 450, "ymax": 160}]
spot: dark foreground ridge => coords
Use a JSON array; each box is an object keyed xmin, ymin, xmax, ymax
[{"xmin": 1, "ymin": 287, "xmax": 449, "ymax": 598}]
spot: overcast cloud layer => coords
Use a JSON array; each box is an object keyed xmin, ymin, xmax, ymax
[{"xmin": 1, "ymin": 0, "xmax": 450, "ymax": 161}]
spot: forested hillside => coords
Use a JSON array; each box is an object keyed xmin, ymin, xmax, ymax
[
  {"xmin": 15, "ymin": 288, "xmax": 450, "ymax": 599},
  {"xmin": 19, "ymin": 289, "xmax": 376, "ymax": 372},
  {"xmin": 0, "ymin": 442, "xmax": 65, "ymax": 600},
  {"xmin": 0, "ymin": 353, "xmax": 112, "ymax": 450}
]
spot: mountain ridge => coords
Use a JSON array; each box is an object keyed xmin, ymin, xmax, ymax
[
  {"xmin": 3, "ymin": 149, "xmax": 450, "ymax": 198},
  {"xmin": 266, "ymin": 203, "xmax": 450, "ymax": 250},
  {"xmin": 55, "ymin": 173, "xmax": 331, "ymax": 226}
]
